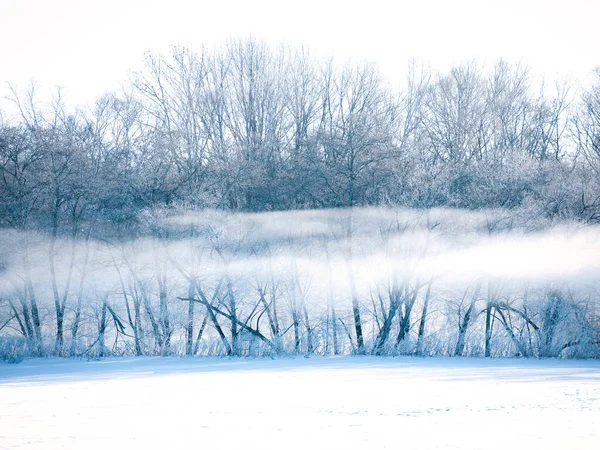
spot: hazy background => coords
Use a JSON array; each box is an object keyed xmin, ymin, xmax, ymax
[{"xmin": 1, "ymin": 0, "xmax": 599, "ymax": 110}]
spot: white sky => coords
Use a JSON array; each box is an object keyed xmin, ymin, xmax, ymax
[{"xmin": 1, "ymin": 0, "xmax": 599, "ymax": 110}]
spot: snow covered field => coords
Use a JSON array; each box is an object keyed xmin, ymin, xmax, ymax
[{"xmin": 1, "ymin": 357, "xmax": 599, "ymax": 450}]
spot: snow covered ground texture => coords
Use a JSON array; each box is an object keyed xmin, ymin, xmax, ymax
[{"xmin": 1, "ymin": 357, "xmax": 599, "ymax": 450}]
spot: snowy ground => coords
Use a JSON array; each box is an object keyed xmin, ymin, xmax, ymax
[{"xmin": 1, "ymin": 357, "xmax": 599, "ymax": 449}]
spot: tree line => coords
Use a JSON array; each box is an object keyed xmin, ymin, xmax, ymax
[
  {"xmin": 0, "ymin": 38, "xmax": 599, "ymax": 359},
  {"xmin": 1, "ymin": 207, "xmax": 598, "ymax": 359}
]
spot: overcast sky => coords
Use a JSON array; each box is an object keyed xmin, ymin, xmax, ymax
[{"xmin": 1, "ymin": 0, "xmax": 599, "ymax": 110}]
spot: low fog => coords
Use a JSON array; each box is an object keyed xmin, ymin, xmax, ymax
[{"xmin": 1, "ymin": 207, "xmax": 598, "ymax": 359}]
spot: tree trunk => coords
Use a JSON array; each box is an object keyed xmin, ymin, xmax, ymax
[
  {"xmin": 226, "ymin": 279, "xmax": 238, "ymax": 356},
  {"xmin": 346, "ymin": 256, "xmax": 364, "ymax": 353},
  {"xmin": 292, "ymin": 309, "xmax": 301, "ymax": 353},
  {"xmin": 325, "ymin": 243, "xmax": 339, "ymax": 354},
  {"xmin": 540, "ymin": 292, "xmax": 562, "ymax": 357},
  {"xmin": 344, "ymin": 214, "xmax": 364, "ymax": 353},
  {"xmin": 186, "ymin": 281, "xmax": 195, "ymax": 356},
  {"xmin": 495, "ymin": 307, "xmax": 526, "ymax": 356},
  {"xmin": 302, "ymin": 300, "xmax": 314, "ymax": 353},
  {"xmin": 484, "ymin": 302, "xmax": 493, "ymax": 357},
  {"xmin": 455, "ymin": 284, "xmax": 481, "ymax": 357},
  {"xmin": 24, "ymin": 260, "xmax": 42, "ymax": 355},
  {"xmin": 70, "ymin": 236, "xmax": 90, "ymax": 356},
  {"xmin": 158, "ymin": 274, "xmax": 171, "ymax": 354},
  {"xmin": 142, "ymin": 290, "xmax": 163, "ymax": 353},
  {"xmin": 372, "ymin": 286, "xmax": 401, "ymax": 355},
  {"xmin": 330, "ymin": 304, "xmax": 339, "ymax": 355},
  {"xmin": 98, "ymin": 301, "xmax": 108, "ymax": 357},
  {"xmin": 396, "ymin": 286, "xmax": 419, "ymax": 349},
  {"xmin": 416, "ymin": 282, "xmax": 433, "ymax": 355}
]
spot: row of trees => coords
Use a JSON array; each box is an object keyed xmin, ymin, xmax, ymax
[
  {"xmin": 0, "ymin": 38, "xmax": 599, "ymax": 359},
  {"xmin": 1, "ymin": 39, "xmax": 600, "ymax": 237},
  {"xmin": 0, "ymin": 208, "xmax": 598, "ymax": 359}
]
